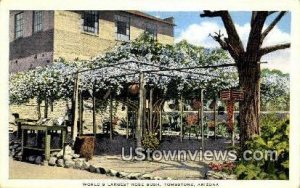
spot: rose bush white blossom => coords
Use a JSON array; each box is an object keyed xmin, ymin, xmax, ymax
[{"xmin": 10, "ymin": 34, "xmax": 288, "ymax": 110}]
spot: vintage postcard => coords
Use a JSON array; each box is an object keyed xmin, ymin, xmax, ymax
[{"xmin": 1, "ymin": 0, "xmax": 300, "ymax": 188}]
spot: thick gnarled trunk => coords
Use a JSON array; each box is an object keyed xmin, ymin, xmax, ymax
[
  {"xmin": 200, "ymin": 11, "xmax": 290, "ymax": 149},
  {"xmin": 238, "ymin": 62, "xmax": 261, "ymax": 147}
]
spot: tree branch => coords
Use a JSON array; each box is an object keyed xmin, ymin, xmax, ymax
[
  {"xmin": 200, "ymin": 11, "xmax": 223, "ymax": 18},
  {"xmin": 209, "ymin": 31, "xmax": 227, "ymax": 50},
  {"xmin": 259, "ymin": 43, "xmax": 290, "ymax": 56},
  {"xmin": 268, "ymin": 11, "xmax": 277, "ymax": 16},
  {"xmin": 261, "ymin": 11, "xmax": 287, "ymax": 41},
  {"xmin": 208, "ymin": 31, "xmax": 240, "ymax": 60},
  {"xmin": 201, "ymin": 10, "xmax": 244, "ymax": 61},
  {"xmin": 246, "ymin": 11, "xmax": 268, "ymax": 59}
]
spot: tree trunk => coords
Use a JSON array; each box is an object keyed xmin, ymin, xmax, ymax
[{"xmin": 238, "ymin": 62, "xmax": 261, "ymax": 147}]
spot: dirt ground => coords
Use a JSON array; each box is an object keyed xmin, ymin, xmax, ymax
[{"xmin": 9, "ymin": 158, "xmax": 117, "ymax": 179}]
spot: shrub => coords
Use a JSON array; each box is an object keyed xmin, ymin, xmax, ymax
[
  {"xmin": 234, "ymin": 114, "xmax": 289, "ymax": 180},
  {"xmin": 142, "ymin": 132, "xmax": 160, "ymax": 150},
  {"xmin": 209, "ymin": 161, "xmax": 236, "ymax": 174},
  {"xmin": 74, "ymin": 136, "xmax": 95, "ymax": 161}
]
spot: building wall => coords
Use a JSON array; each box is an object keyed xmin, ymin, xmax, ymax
[
  {"xmin": 53, "ymin": 10, "xmax": 174, "ymax": 62},
  {"xmin": 9, "ymin": 10, "xmax": 174, "ymax": 72},
  {"xmin": 9, "ymin": 11, "xmax": 55, "ymax": 73},
  {"xmin": 53, "ymin": 11, "xmax": 119, "ymax": 61}
]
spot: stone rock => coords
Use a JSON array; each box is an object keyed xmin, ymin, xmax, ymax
[
  {"xmin": 109, "ymin": 169, "xmax": 119, "ymax": 177},
  {"xmin": 118, "ymin": 172, "xmax": 129, "ymax": 178},
  {"xmin": 97, "ymin": 167, "xmax": 106, "ymax": 174},
  {"xmin": 63, "ymin": 155, "xmax": 73, "ymax": 161},
  {"xmin": 72, "ymin": 154, "xmax": 80, "ymax": 159},
  {"xmin": 82, "ymin": 161, "xmax": 90, "ymax": 170},
  {"xmin": 89, "ymin": 165, "xmax": 97, "ymax": 173},
  {"xmin": 105, "ymin": 168, "xmax": 111, "ymax": 175},
  {"xmin": 154, "ymin": 176, "xmax": 163, "ymax": 180},
  {"xmin": 65, "ymin": 145, "xmax": 74, "ymax": 155},
  {"xmin": 56, "ymin": 150, "xmax": 64, "ymax": 158},
  {"xmin": 11, "ymin": 150, "xmax": 15, "ymax": 157},
  {"xmin": 141, "ymin": 173, "xmax": 153, "ymax": 180},
  {"xmin": 15, "ymin": 155, "xmax": 22, "ymax": 161},
  {"xmin": 64, "ymin": 160, "xmax": 75, "ymax": 168},
  {"xmin": 74, "ymin": 160, "xmax": 83, "ymax": 169},
  {"xmin": 35, "ymin": 156, "xmax": 43, "ymax": 165},
  {"xmin": 28, "ymin": 155, "xmax": 36, "ymax": 163},
  {"xmin": 48, "ymin": 157, "xmax": 57, "ymax": 166},
  {"xmin": 74, "ymin": 158, "xmax": 85, "ymax": 162},
  {"xmin": 56, "ymin": 145, "xmax": 74, "ymax": 158},
  {"xmin": 15, "ymin": 151, "xmax": 22, "ymax": 157},
  {"xmin": 51, "ymin": 152, "xmax": 59, "ymax": 157},
  {"xmin": 57, "ymin": 159, "xmax": 64, "ymax": 167},
  {"xmin": 166, "ymin": 177, "xmax": 172, "ymax": 180},
  {"xmin": 127, "ymin": 173, "xmax": 141, "ymax": 180}
]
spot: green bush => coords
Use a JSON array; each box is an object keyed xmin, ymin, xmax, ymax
[
  {"xmin": 142, "ymin": 132, "xmax": 160, "ymax": 150},
  {"xmin": 235, "ymin": 114, "xmax": 289, "ymax": 180}
]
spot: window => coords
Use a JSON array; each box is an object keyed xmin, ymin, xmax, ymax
[
  {"xmin": 81, "ymin": 11, "xmax": 99, "ymax": 34},
  {"xmin": 33, "ymin": 11, "xmax": 43, "ymax": 32},
  {"xmin": 115, "ymin": 15, "xmax": 130, "ymax": 41},
  {"xmin": 15, "ymin": 12, "xmax": 24, "ymax": 39},
  {"xmin": 145, "ymin": 24, "xmax": 157, "ymax": 41}
]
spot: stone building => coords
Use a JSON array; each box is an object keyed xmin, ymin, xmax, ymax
[{"xmin": 9, "ymin": 10, "xmax": 175, "ymax": 73}]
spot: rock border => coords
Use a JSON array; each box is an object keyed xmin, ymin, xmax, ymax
[{"xmin": 9, "ymin": 141, "xmax": 173, "ymax": 180}]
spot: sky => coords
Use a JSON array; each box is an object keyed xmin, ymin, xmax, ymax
[{"xmin": 147, "ymin": 11, "xmax": 291, "ymax": 73}]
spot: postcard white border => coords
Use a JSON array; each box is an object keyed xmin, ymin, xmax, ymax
[{"xmin": 0, "ymin": 0, "xmax": 299, "ymax": 188}]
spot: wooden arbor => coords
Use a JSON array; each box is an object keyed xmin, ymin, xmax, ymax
[
  {"xmin": 69, "ymin": 60, "xmax": 229, "ymax": 151},
  {"xmin": 220, "ymin": 89, "xmax": 244, "ymax": 146}
]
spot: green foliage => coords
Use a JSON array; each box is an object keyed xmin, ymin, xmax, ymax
[
  {"xmin": 260, "ymin": 69, "xmax": 289, "ymax": 111},
  {"xmin": 142, "ymin": 132, "xmax": 160, "ymax": 150},
  {"xmin": 235, "ymin": 114, "xmax": 289, "ymax": 180}
]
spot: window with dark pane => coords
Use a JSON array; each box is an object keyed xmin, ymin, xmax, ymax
[
  {"xmin": 15, "ymin": 12, "xmax": 24, "ymax": 39},
  {"xmin": 145, "ymin": 24, "xmax": 157, "ymax": 41},
  {"xmin": 33, "ymin": 11, "xmax": 43, "ymax": 32},
  {"xmin": 82, "ymin": 11, "xmax": 99, "ymax": 34},
  {"xmin": 115, "ymin": 15, "xmax": 130, "ymax": 41}
]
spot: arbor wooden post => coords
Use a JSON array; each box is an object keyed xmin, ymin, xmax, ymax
[
  {"xmin": 214, "ymin": 98, "xmax": 217, "ymax": 140},
  {"xmin": 180, "ymin": 95, "xmax": 183, "ymax": 142},
  {"xmin": 159, "ymin": 107, "xmax": 162, "ymax": 141},
  {"xmin": 79, "ymin": 90, "xmax": 83, "ymax": 136},
  {"xmin": 37, "ymin": 97, "xmax": 41, "ymax": 119},
  {"xmin": 200, "ymin": 89, "xmax": 204, "ymax": 150},
  {"xmin": 149, "ymin": 87, "xmax": 153, "ymax": 134},
  {"xmin": 44, "ymin": 96, "xmax": 48, "ymax": 118},
  {"xmin": 126, "ymin": 110, "xmax": 129, "ymax": 139},
  {"xmin": 142, "ymin": 86, "xmax": 146, "ymax": 136},
  {"xmin": 92, "ymin": 87, "xmax": 96, "ymax": 137},
  {"xmin": 71, "ymin": 73, "xmax": 79, "ymax": 142},
  {"xmin": 109, "ymin": 92, "xmax": 113, "ymax": 140},
  {"xmin": 198, "ymin": 96, "xmax": 201, "ymax": 140},
  {"xmin": 136, "ymin": 72, "xmax": 144, "ymax": 148}
]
